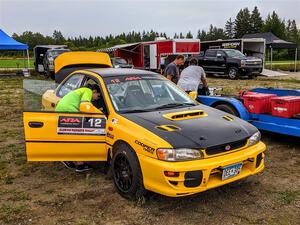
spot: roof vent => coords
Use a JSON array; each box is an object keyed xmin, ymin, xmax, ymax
[{"xmin": 163, "ymin": 110, "xmax": 207, "ymax": 121}]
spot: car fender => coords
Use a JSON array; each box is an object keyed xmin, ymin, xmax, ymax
[{"xmin": 197, "ymin": 95, "xmax": 250, "ymax": 120}]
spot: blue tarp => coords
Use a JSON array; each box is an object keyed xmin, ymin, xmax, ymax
[{"xmin": 0, "ymin": 29, "xmax": 28, "ymax": 50}]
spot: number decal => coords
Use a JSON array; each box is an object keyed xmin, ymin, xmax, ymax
[{"xmin": 94, "ymin": 118, "xmax": 102, "ymax": 127}]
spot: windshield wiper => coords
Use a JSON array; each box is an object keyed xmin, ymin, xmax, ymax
[
  {"xmin": 154, "ymin": 102, "xmax": 196, "ymax": 110},
  {"xmin": 120, "ymin": 109, "xmax": 153, "ymax": 113}
]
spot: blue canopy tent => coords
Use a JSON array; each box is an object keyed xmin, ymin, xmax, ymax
[{"xmin": 0, "ymin": 29, "xmax": 30, "ymax": 74}]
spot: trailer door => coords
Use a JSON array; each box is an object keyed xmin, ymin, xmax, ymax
[{"xmin": 150, "ymin": 44, "xmax": 157, "ymax": 70}]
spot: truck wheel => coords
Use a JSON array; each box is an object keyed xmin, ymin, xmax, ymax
[
  {"xmin": 215, "ymin": 104, "xmax": 239, "ymax": 117},
  {"xmin": 112, "ymin": 143, "xmax": 146, "ymax": 200},
  {"xmin": 228, "ymin": 67, "xmax": 239, "ymax": 80}
]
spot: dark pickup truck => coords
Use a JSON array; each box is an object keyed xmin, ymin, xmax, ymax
[{"xmin": 198, "ymin": 49, "xmax": 263, "ymax": 79}]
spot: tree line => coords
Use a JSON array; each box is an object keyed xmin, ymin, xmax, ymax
[{"xmin": 4, "ymin": 6, "xmax": 300, "ymax": 57}]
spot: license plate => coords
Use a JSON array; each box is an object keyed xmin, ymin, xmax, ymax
[{"xmin": 222, "ymin": 163, "xmax": 243, "ymax": 180}]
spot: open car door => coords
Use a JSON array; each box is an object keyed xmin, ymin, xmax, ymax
[{"xmin": 23, "ymin": 112, "xmax": 107, "ymax": 161}]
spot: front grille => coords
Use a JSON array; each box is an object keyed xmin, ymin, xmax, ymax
[
  {"xmin": 245, "ymin": 60, "xmax": 262, "ymax": 66},
  {"xmin": 205, "ymin": 138, "xmax": 248, "ymax": 155}
]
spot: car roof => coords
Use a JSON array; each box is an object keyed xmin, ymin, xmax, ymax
[{"xmin": 86, "ymin": 68, "xmax": 159, "ymax": 77}]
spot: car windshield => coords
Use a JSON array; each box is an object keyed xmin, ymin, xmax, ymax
[
  {"xmin": 113, "ymin": 58, "xmax": 128, "ymax": 65},
  {"xmin": 48, "ymin": 50, "xmax": 69, "ymax": 57},
  {"xmin": 104, "ymin": 75, "xmax": 196, "ymax": 113},
  {"xmin": 224, "ymin": 49, "xmax": 245, "ymax": 58}
]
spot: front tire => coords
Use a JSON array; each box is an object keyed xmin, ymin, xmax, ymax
[
  {"xmin": 228, "ymin": 67, "xmax": 239, "ymax": 80},
  {"xmin": 112, "ymin": 143, "xmax": 146, "ymax": 200}
]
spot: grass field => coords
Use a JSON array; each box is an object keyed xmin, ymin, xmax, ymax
[
  {"xmin": 0, "ymin": 75, "xmax": 299, "ymax": 225},
  {"xmin": 0, "ymin": 58, "xmax": 34, "ymax": 69}
]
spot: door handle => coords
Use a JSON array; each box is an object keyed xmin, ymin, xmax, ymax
[{"xmin": 29, "ymin": 122, "xmax": 44, "ymax": 128}]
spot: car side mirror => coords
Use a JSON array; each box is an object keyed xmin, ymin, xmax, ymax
[
  {"xmin": 188, "ymin": 91, "xmax": 197, "ymax": 100},
  {"xmin": 216, "ymin": 53, "xmax": 222, "ymax": 58}
]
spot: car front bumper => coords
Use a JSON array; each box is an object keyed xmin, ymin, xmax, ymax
[{"xmin": 138, "ymin": 141, "xmax": 266, "ymax": 197}]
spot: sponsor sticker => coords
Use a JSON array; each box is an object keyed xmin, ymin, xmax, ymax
[
  {"xmin": 135, "ymin": 140, "xmax": 155, "ymax": 154},
  {"xmin": 57, "ymin": 116, "xmax": 106, "ymax": 135}
]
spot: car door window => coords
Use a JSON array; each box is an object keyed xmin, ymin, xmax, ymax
[
  {"xmin": 217, "ymin": 50, "xmax": 226, "ymax": 57},
  {"xmin": 206, "ymin": 50, "xmax": 217, "ymax": 57},
  {"xmin": 57, "ymin": 74, "xmax": 85, "ymax": 97},
  {"xmin": 82, "ymin": 76, "xmax": 109, "ymax": 116}
]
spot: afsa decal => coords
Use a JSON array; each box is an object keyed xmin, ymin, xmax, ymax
[
  {"xmin": 135, "ymin": 140, "xmax": 155, "ymax": 154},
  {"xmin": 60, "ymin": 118, "xmax": 81, "ymax": 123}
]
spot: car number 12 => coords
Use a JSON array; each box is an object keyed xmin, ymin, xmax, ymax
[{"xmin": 88, "ymin": 118, "xmax": 102, "ymax": 127}]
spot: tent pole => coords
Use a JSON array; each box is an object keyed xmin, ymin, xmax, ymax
[
  {"xmin": 26, "ymin": 49, "xmax": 30, "ymax": 75},
  {"xmin": 295, "ymin": 48, "xmax": 298, "ymax": 72},
  {"xmin": 270, "ymin": 46, "xmax": 273, "ymax": 70}
]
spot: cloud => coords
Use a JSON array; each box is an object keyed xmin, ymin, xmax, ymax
[{"xmin": 0, "ymin": 0, "xmax": 299, "ymax": 37}]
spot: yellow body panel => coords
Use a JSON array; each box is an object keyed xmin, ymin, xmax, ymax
[
  {"xmin": 54, "ymin": 51, "xmax": 112, "ymax": 73},
  {"xmin": 138, "ymin": 142, "xmax": 266, "ymax": 197},
  {"xmin": 25, "ymin": 70, "xmax": 267, "ymax": 197},
  {"xmin": 24, "ymin": 112, "xmax": 107, "ymax": 161}
]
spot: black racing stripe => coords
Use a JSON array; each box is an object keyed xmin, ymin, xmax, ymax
[{"xmin": 121, "ymin": 105, "xmax": 256, "ymax": 149}]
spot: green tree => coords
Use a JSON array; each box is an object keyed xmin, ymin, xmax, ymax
[
  {"xmin": 186, "ymin": 31, "xmax": 193, "ymax": 38},
  {"xmin": 263, "ymin": 11, "xmax": 286, "ymax": 39},
  {"xmin": 250, "ymin": 6, "xmax": 263, "ymax": 33},
  {"xmin": 234, "ymin": 8, "xmax": 252, "ymax": 38},
  {"xmin": 225, "ymin": 17, "xmax": 235, "ymax": 38},
  {"xmin": 52, "ymin": 30, "xmax": 65, "ymax": 44}
]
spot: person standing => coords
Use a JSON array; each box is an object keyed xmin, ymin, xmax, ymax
[
  {"xmin": 164, "ymin": 55, "xmax": 185, "ymax": 84},
  {"xmin": 177, "ymin": 58, "xmax": 208, "ymax": 94}
]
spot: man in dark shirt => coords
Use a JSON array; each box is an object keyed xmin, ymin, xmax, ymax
[{"xmin": 164, "ymin": 55, "xmax": 185, "ymax": 84}]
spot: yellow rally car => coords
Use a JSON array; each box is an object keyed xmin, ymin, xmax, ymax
[{"xmin": 23, "ymin": 52, "xmax": 266, "ymax": 199}]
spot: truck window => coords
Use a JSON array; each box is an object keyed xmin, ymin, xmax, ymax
[
  {"xmin": 217, "ymin": 50, "xmax": 226, "ymax": 57},
  {"xmin": 205, "ymin": 50, "xmax": 217, "ymax": 57}
]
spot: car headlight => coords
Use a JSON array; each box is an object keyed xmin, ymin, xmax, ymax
[
  {"xmin": 241, "ymin": 60, "xmax": 246, "ymax": 67},
  {"xmin": 249, "ymin": 131, "xmax": 261, "ymax": 146},
  {"xmin": 156, "ymin": 148, "xmax": 204, "ymax": 161}
]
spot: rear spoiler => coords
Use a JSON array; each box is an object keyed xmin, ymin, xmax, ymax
[
  {"xmin": 54, "ymin": 51, "xmax": 112, "ymax": 73},
  {"xmin": 54, "ymin": 51, "xmax": 112, "ymax": 83}
]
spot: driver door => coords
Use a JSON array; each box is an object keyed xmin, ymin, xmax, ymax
[
  {"xmin": 24, "ymin": 72, "xmax": 108, "ymax": 161},
  {"xmin": 24, "ymin": 112, "xmax": 107, "ymax": 161}
]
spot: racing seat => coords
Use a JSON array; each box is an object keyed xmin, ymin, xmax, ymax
[{"xmin": 124, "ymin": 85, "xmax": 147, "ymax": 107}]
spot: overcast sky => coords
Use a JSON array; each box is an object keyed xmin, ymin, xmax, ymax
[{"xmin": 0, "ymin": 0, "xmax": 299, "ymax": 38}]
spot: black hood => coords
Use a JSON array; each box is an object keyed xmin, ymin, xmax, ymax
[{"xmin": 122, "ymin": 105, "xmax": 258, "ymax": 149}]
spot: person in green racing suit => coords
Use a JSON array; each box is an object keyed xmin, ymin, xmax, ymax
[{"xmin": 55, "ymin": 84, "xmax": 102, "ymax": 172}]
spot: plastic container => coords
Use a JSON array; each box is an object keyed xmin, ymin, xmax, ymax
[
  {"xmin": 243, "ymin": 93, "xmax": 277, "ymax": 114},
  {"xmin": 271, "ymin": 96, "xmax": 300, "ymax": 118}
]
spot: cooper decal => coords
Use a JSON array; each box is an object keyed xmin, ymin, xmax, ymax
[
  {"xmin": 57, "ymin": 116, "xmax": 106, "ymax": 135},
  {"xmin": 135, "ymin": 140, "xmax": 155, "ymax": 154}
]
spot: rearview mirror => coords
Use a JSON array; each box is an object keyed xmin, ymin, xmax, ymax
[{"xmin": 188, "ymin": 91, "xmax": 197, "ymax": 100}]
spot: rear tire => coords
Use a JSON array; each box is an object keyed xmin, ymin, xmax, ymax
[
  {"xmin": 215, "ymin": 104, "xmax": 239, "ymax": 117},
  {"xmin": 112, "ymin": 143, "xmax": 146, "ymax": 200},
  {"xmin": 228, "ymin": 67, "xmax": 239, "ymax": 80}
]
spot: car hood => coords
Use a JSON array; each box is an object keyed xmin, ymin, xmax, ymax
[{"xmin": 121, "ymin": 105, "xmax": 258, "ymax": 149}]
